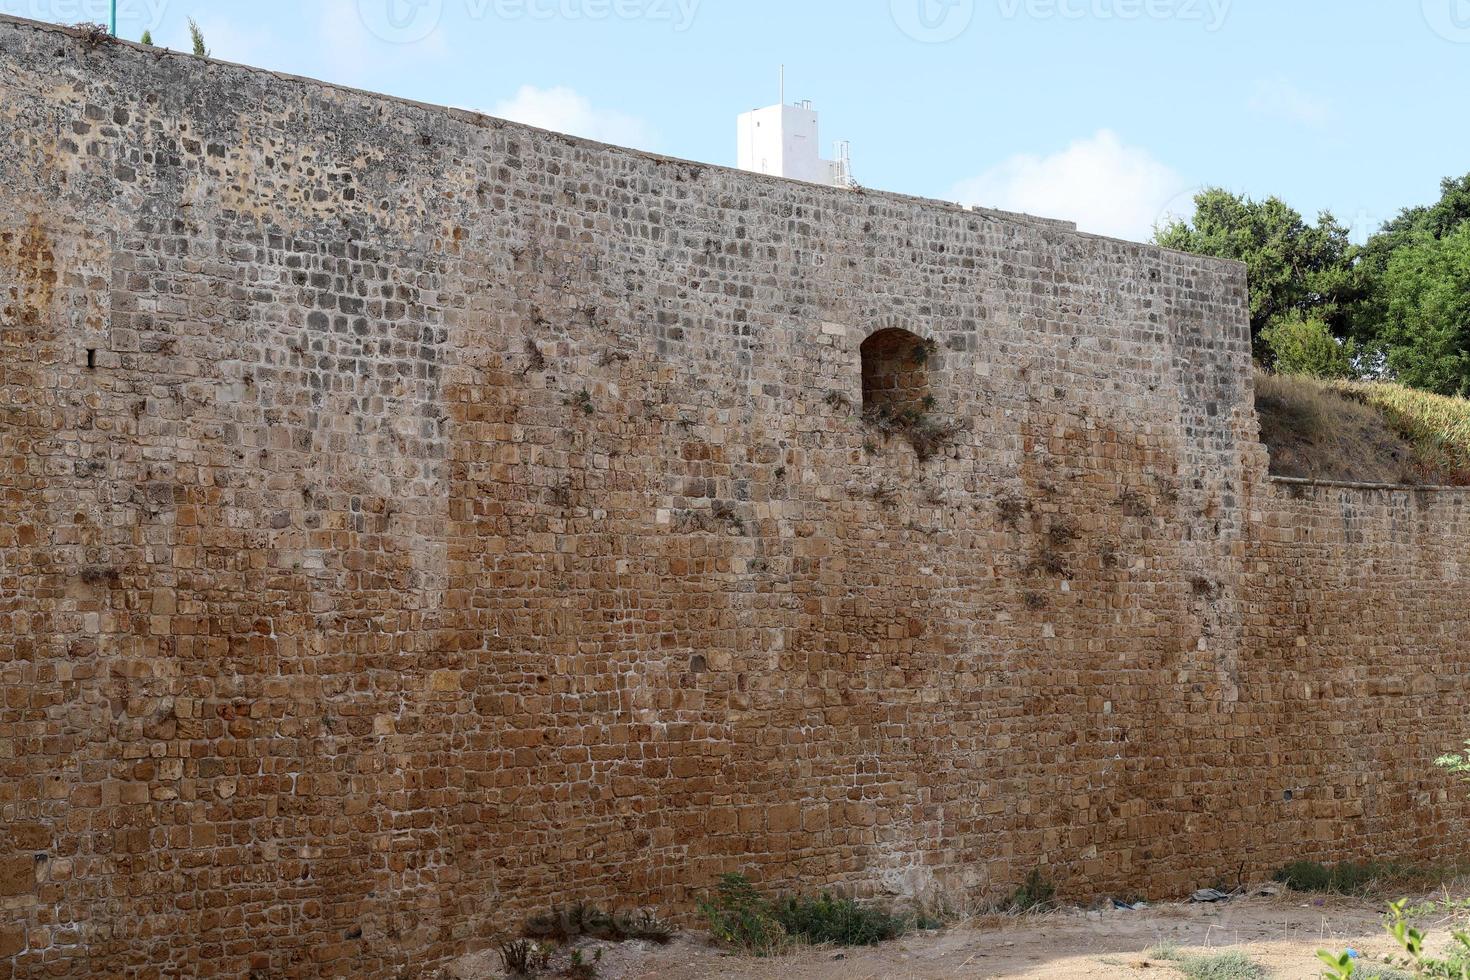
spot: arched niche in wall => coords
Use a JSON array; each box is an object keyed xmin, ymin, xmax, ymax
[{"xmin": 860, "ymin": 327, "xmax": 936, "ymax": 420}]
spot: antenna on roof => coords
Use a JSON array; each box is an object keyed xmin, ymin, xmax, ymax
[{"xmin": 779, "ymin": 65, "xmax": 785, "ymax": 106}]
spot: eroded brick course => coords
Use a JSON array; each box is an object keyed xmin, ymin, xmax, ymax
[{"xmin": 1, "ymin": 15, "xmax": 1468, "ymax": 979}]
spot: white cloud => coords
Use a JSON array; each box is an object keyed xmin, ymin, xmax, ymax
[
  {"xmin": 1249, "ymin": 78, "xmax": 1331, "ymax": 128},
  {"xmin": 950, "ymin": 130, "xmax": 1189, "ymax": 243},
  {"xmin": 486, "ymin": 85, "xmax": 658, "ymax": 151}
]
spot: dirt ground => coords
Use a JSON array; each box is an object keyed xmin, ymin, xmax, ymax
[{"xmin": 443, "ymin": 888, "xmax": 1470, "ymax": 979}]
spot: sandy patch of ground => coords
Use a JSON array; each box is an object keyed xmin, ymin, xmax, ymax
[{"xmin": 444, "ymin": 890, "xmax": 1469, "ymax": 979}]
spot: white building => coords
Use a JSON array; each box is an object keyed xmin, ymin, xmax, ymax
[{"xmin": 737, "ymin": 99, "xmax": 855, "ymax": 189}]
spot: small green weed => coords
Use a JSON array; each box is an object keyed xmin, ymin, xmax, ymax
[
  {"xmin": 1178, "ymin": 949, "xmax": 1268, "ymax": 980},
  {"xmin": 1145, "ymin": 939, "xmax": 1183, "ymax": 961},
  {"xmin": 1352, "ymin": 968, "xmax": 1415, "ymax": 980},
  {"xmin": 498, "ymin": 938, "xmax": 551, "ymax": 978},
  {"xmin": 1437, "ymin": 741, "xmax": 1470, "ymax": 789},
  {"xmin": 1400, "ymin": 894, "xmax": 1470, "ymax": 922},
  {"xmin": 566, "ymin": 388, "xmax": 595, "ymax": 415},
  {"xmin": 912, "ymin": 910, "xmax": 946, "ymax": 931},
  {"xmin": 999, "ymin": 868, "xmax": 1058, "ymax": 914},
  {"xmin": 563, "ymin": 948, "xmax": 603, "ymax": 980}
]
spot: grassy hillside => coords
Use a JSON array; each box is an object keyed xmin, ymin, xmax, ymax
[{"xmin": 1255, "ymin": 372, "xmax": 1470, "ymax": 486}]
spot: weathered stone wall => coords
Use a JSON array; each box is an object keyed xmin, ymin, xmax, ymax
[
  {"xmin": 1242, "ymin": 482, "xmax": 1470, "ymax": 866},
  {"xmin": 0, "ymin": 15, "xmax": 1466, "ymax": 978}
]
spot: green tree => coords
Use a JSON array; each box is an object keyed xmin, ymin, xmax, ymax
[
  {"xmin": 188, "ymin": 18, "xmax": 209, "ymax": 57},
  {"xmin": 140, "ymin": 29, "xmax": 153, "ymax": 45},
  {"xmin": 1259, "ymin": 313, "xmax": 1354, "ymax": 379},
  {"xmin": 1376, "ymin": 226, "xmax": 1470, "ymax": 396},
  {"xmin": 1349, "ymin": 173, "xmax": 1470, "ymax": 349},
  {"xmin": 1361, "ymin": 174, "xmax": 1470, "ymax": 272},
  {"xmin": 1154, "ymin": 189, "xmax": 1357, "ymax": 348}
]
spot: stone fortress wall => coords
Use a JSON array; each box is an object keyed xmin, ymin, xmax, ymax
[{"xmin": 1, "ymin": 16, "xmax": 1467, "ymax": 977}]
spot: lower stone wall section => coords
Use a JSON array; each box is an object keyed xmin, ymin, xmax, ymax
[{"xmin": 1241, "ymin": 480, "xmax": 1470, "ymax": 868}]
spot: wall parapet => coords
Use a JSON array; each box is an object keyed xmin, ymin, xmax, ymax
[{"xmin": 1271, "ymin": 475, "xmax": 1470, "ymax": 494}]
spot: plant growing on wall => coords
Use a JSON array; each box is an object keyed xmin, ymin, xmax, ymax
[
  {"xmin": 1436, "ymin": 741, "xmax": 1470, "ymax": 790},
  {"xmin": 188, "ymin": 18, "xmax": 209, "ymax": 57}
]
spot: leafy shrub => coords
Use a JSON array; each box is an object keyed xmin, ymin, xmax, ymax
[
  {"xmin": 1262, "ymin": 313, "xmax": 1356, "ymax": 379},
  {"xmin": 1178, "ymin": 949, "xmax": 1268, "ymax": 980},
  {"xmin": 1274, "ymin": 860, "xmax": 1384, "ymax": 895},
  {"xmin": 773, "ymin": 892, "xmax": 907, "ymax": 947},
  {"xmin": 1320, "ymin": 900, "xmax": 1470, "ymax": 979},
  {"xmin": 999, "ymin": 868, "xmax": 1058, "ymax": 914},
  {"xmin": 615, "ymin": 909, "xmax": 677, "ymax": 945},
  {"xmin": 1437, "ymin": 741, "xmax": 1470, "ymax": 789},
  {"xmin": 698, "ymin": 874, "xmax": 787, "ymax": 956},
  {"xmin": 912, "ymin": 908, "xmax": 948, "ymax": 931},
  {"xmin": 697, "ymin": 874, "xmax": 926, "ymax": 954}
]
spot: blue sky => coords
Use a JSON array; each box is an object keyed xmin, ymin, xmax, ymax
[{"xmin": 13, "ymin": 0, "xmax": 1470, "ymax": 242}]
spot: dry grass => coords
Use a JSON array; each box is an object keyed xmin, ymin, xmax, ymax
[
  {"xmin": 1254, "ymin": 371, "xmax": 1470, "ymax": 485},
  {"xmin": 1344, "ymin": 380, "xmax": 1470, "ymax": 484}
]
